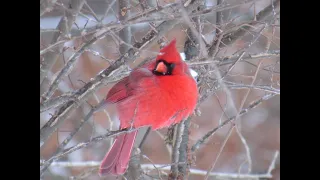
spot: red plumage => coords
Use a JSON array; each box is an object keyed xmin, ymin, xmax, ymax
[{"xmin": 99, "ymin": 39, "xmax": 198, "ymax": 176}]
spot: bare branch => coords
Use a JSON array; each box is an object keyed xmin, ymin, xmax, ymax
[
  {"xmin": 170, "ymin": 120, "xmax": 185, "ymax": 179},
  {"xmin": 40, "ymin": 0, "xmax": 85, "ymax": 88},
  {"xmin": 204, "ymin": 125, "xmax": 234, "ymax": 180},
  {"xmin": 40, "ymin": 64, "xmax": 129, "ymax": 146},
  {"xmin": 141, "ymin": 164, "xmax": 273, "ymax": 179},
  {"xmin": 220, "ymin": 51, "xmax": 246, "ymax": 79},
  {"xmin": 232, "ymin": 61, "xmax": 264, "ymax": 175},
  {"xmin": 118, "ymin": 0, "xmax": 132, "ymax": 54},
  {"xmin": 40, "ymin": 100, "xmax": 109, "ymax": 176},
  {"xmin": 208, "ymin": 0, "xmax": 280, "ymax": 55},
  {"xmin": 191, "ymin": 93, "xmax": 276, "ymax": 152},
  {"xmin": 69, "ymin": 1, "xmax": 257, "ymax": 38},
  {"xmin": 50, "ymin": 161, "xmax": 100, "ymax": 167},
  {"xmin": 40, "ymin": 127, "xmax": 141, "ymax": 175},
  {"xmin": 267, "ymin": 151, "xmax": 280, "ymax": 174},
  {"xmin": 40, "ymin": 30, "xmax": 110, "ymax": 102},
  {"xmin": 235, "ymin": 126, "xmax": 252, "ymax": 173},
  {"xmin": 47, "ymin": 161, "xmax": 277, "ymax": 179},
  {"xmin": 99, "ymin": 0, "xmax": 117, "ymax": 22},
  {"xmin": 40, "ymin": 0, "xmax": 57, "ymax": 16},
  {"xmin": 40, "ymin": 40, "xmax": 68, "ymax": 56},
  {"xmin": 225, "ymin": 81, "xmax": 280, "ymax": 94},
  {"xmin": 40, "ymin": 93, "xmax": 74, "ymax": 113},
  {"xmin": 187, "ymin": 50, "xmax": 280, "ymax": 67},
  {"xmin": 83, "ymin": 1, "xmax": 100, "ymax": 22},
  {"xmin": 47, "ymin": 161, "xmax": 276, "ymax": 179},
  {"xmin": 177, "ymin": 117, "xmax": 192, "ymax": 179}
]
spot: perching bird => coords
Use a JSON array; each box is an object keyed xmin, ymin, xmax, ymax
[{"xmin": 99, "ymin": 39, "xmax": 198, "ymax": 176}]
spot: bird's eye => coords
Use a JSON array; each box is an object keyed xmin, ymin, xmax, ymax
[{"xmin": 153, "ymin": 59, "xmax": 175, "ymax": 76}]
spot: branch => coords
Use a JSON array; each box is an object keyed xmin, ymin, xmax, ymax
[
  {"xmin": 225, "ymin": 81, "xmax": 280, "ymax": 95},
  {"xmin": 208, "ymin": 0, "xmax": 280, "ymax": 55},
  {"xmin": 204, "ymin": 125, "xmax": 234, "ymax": 180},
  {"xmin": 40, "ymin": 93, "xmax": 74, "ymax": 113},
  {"xmin": 40, "ymin": 0, "xmax": 57, "ymax": 16},
  {"xmin": 187, "ymin": 50, "xmax": 280, "ymax": 67},
  {"xmin": 55, "ymin": 100, "xmax": 108, "ymax": 154},
  {"xmin": 170, "ymin": 120, "xmax": 185, "ymax": 179},
  {"xmin": 177, "ymin": 117, "xmax": 192, "ymax": 179},
  {"xmin": 40, "ymin": 99, "xmax": 113, "ymax": 177},
  {"xmin": 198, "ymin": 24, "xmax": 268, "ymax": 104},
  {"xmin": 182, "ymin": 4, "xmax": 241, "ymax": 137},
  {"xmin": 267, "ymin": 150, "xmax": 280, "ymax": 174},
  {"xmin": 141, "ymin": 163, "xmax": 276, "ymax": 179},
  {"xmin": 69, "ymin": 1, "xmax": 256, "ymax": 38},
  {"xmin": 47, "ymin": 157, "xmax": 279, "ymax": 179},
  {"xmin": 191, "ymin": 93, "xmax": 276, "ymax": 152},
  {"xmin": 204, "ymin": 60, "xmax": 262, "ymax": 179},
  {"xmin": 118, "ymin": 0, "xmax": 131, "ymax": 54},
  {"xmin": 99, "ymin": 0, "xmax": 117, "ymax": 22},
  {"xmin": 40, "ymin": 128, "xmax": 140, "ymax": 175},
  {"xmin": 49, "ymin": 161, "xmax": 100, "ymax": 167},
  {"xmin": 228, "ymin": 61, "xmax": 264, "ymax": 175},
  {"xmin": 40, "ymin": 40, "xmax": 68, "ymax": 56},
  {"xmin": 40, "ymin": 64, "xmax": 130, "ymax": 146},
  {"xmin": 83, "ymin": 1, "xmax": 100, "ymax": 22},
  {"xmin": 40, "ymin": 0, "xmax": 85, "ymax": 89},
  {"xmin": 40, "ymin": 28, "xmax": 110, "ymax": 102}
]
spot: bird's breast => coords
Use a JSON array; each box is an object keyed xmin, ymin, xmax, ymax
[{"xmin": 117, "ymin": 75, "xmax": 197, "ymax": 130}]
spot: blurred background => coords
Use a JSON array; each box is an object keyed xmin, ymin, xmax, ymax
[{"xmin": 40, "ymin": 0, "xmax": 280, "ymax": 179}]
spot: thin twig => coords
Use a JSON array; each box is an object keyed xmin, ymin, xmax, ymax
[
  {"xmin": 220, "ymin": 51, "xmax": 246, "ymax": 79},
  {"xmin": 267, "ymin": 150, "xmax": 280, "ymax": 174},
  {"xmin": 208, "ymin": 0, "xmax": 280, "ymax": 54},
  {"xmin": 99, "ymin": 0, "xmax": 117, "ymax": 22},
  {"xmin": 40, "ymin": 30, "xmax": 110, "ymax": 102},
  {"xmin": 118, "ymin": 0, "xmax": 131, "ymax": 54},
  {"xmin": 204, "ymin": 125, "xmax": 234, "ymax": 180},
  {"xmin": 48, "ymin": 161, "xmax": 278, "ymax": 179},
  {"xmin": 40, "ymin": 100, "xmax": 108, "ymax": 175},
  {"xmin": 191, "ymin": 93, "xmax": 276, "ymax": 152},
  {"xmin": 225, "ymin": 81, "xmax": 280, "ymax": 94},
  {"xmin": 40, "ymin": 0, "xmax": 58, "ymax": 16},
  {"xmin": 187, "ymin": 50, "xmax": 280, "ymax": 67},
  {"xmin": 40, "ymin": 93, "xmax": 74, "ymax": 112},
  {"xmin": 40, "ymin": 64, "xmax": 129, "ymax": 146},
  {"xmin": 69, "ymin": 1, "xmax": 257, "ymax": 38},
  {"xmin": 232, "ymin": 61, "xmax": 264, "ymax": 174},
  {"xmin": 142, "ymin": 164, "xmax": 274, "ymax": 179},
  {"xmin": 40, "ymin": 128, "xmax": 141, "ymax": 175},
  {"xmin": 47, "ymin": 162, "xmax": 275, "ymax": 179},
  {"xmin": 83, "ymin": 1, "xmax": 100, "ymax": 22},
  {"xmin": 40, "ymin": 40, "xmax": 69, "ymax": 56},
  {"xmin": 155, "ymin": 131, "xmax": 172, "ymax": 157},
  {"xmin": 40, "ymin": 0, "xmax": 85, "ymax": 88}
]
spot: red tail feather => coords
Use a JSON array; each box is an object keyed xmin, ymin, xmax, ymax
[{"xmin": 99, "ymin": 130, "xmax": 138, "ymax": 176}]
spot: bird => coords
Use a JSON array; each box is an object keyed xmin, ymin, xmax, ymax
[{"xmin": 98, "ymin": 39, "xmax": 198, "ymax": 176}]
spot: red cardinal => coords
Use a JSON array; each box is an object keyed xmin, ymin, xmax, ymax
[{"xmin": 99, "ymin": 39, "xmax": 198, "ymax": 176}]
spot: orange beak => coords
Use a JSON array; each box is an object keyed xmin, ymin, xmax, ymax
[{"xmin": 155, "ymin": 62, "xmax": 167, "ymax": 74}]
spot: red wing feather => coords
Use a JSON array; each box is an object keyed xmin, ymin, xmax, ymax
[{"xmin": 106, "ymin": 77, "xmax": 131, "ymax": 103}]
